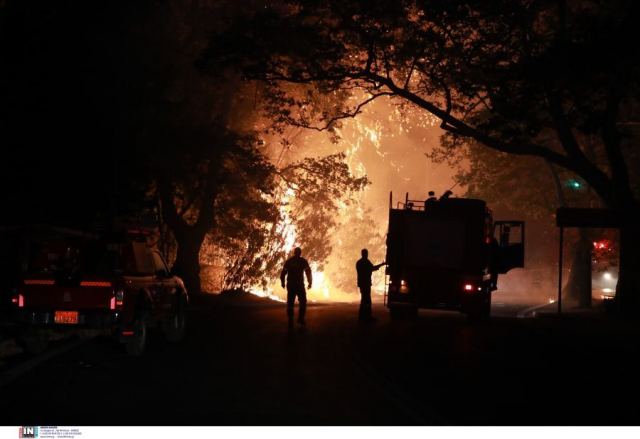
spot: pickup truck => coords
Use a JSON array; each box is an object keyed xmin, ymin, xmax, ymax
[{"xmin": 1, "ymin": 225, "xmax": 188, "ymax": 355}]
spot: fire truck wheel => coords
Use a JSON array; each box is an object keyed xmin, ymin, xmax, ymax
[
  {"xmin": 466, "ymin": 294, "xmax": 491, "ymax": 322},
  {"xmin": 163, "ymin": 297, "xmax": 186, "ymax": 343},
  {"xmin": 125, "ymin": 316, "xmax": 148, "ymax": 357},
  {"xmin": 389, "ymin": 306, "xmax": 418, "ymax": 319}
]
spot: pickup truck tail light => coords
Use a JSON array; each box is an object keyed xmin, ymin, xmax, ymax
[
  {"xmin": 11, "ymin": 293, "xmax": 24, "ymax": 307},
  {"xmin": 115, "ymin": 290, "xmax": 124, "ymax": 307}
]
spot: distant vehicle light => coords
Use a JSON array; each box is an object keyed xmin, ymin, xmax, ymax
[
  {"xmin": 602, "ymin": 288, "xmax": 614, "ymax": 294},
  {"xmin": 464, "ymin": 284, "xmax": 474, "ymax": 291},
  {"xmin": 603, "ymin": 272, "xmax": 613, "ymax": 280},
  {"xmin": 399, "ymin": 280, "xmax": 409, "ymax": 294},
  {"xmin": 601, "ymin": 295, "xmax": 615, "ymax": 301}
]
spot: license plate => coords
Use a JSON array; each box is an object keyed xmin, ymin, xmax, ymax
[{"xmin": 54, "ymin": 311, "xmax": 79, "ymax": 324}]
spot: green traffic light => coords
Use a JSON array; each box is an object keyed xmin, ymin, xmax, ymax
[{"xmin": 566, "ymin": 179, "xmax": 583, "ymax": 189}]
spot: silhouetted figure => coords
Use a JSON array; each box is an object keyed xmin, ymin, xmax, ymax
[
  {"xmin": 281, "ymin": 247, "xmax": 312, "ymax": 327},
  {"xmin": 356, "ymin": 249, "xmax": 385, "ymax": 322},
  {"xmin": 439, "ymin": 190, "xmax": 453, "ymax": 201},
  {"xmin": 425, "ymin": 190, "xmax": 437, "ymax": 209}
]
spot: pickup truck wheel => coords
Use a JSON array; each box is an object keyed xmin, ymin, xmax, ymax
[
  {"xmin": 20, "ymin": 329, "xmax": 49, "ymax": 355},
  {"xmin": 163, "ymin": 299, "xmax": 186, "ymax": 343},
  {"xmin": 125, "ymin": 317, "xmax": 147, "ymax": 357}
]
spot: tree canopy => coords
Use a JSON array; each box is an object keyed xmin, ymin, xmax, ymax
[{"xmin": 203, "ymin": 0, "xmax": 640, "ymax": 209}]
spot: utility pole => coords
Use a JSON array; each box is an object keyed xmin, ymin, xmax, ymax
[{"xmin": 423, "ymin": 152, "xmax": 429, "ymax": 194}]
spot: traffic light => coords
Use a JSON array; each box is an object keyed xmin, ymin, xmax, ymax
[{"xmin": 565, "ymin": 179, "xmax": 583, "ymax": 190}]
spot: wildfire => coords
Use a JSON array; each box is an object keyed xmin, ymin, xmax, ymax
[{"xmin": 246, "ymin": 93, "xmax": 451, "ymax": 303}]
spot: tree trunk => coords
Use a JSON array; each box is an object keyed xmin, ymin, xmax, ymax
[
  {"xmin": 615, "ymin": 219, "xmax": 640, "ymax": 316},
  {"xmin": 564, "ymin": 229, "xmax": 592, "ymax": 308},
  {"xmin": 172, "ymin": 228, "xmax": 206, "ymax": 295},
  {"xmin": 157, "ymin": 177, "xmax": 217, "ymax": 296}
]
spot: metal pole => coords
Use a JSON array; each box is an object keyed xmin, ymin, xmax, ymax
[{"xmin": 558, "ymin": 226, "xmax": 563, "ymax": 314}]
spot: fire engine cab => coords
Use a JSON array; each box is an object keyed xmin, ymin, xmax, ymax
[{"xmin": 385, "ymin": 192, "xmax": 525, "ymax": 320}]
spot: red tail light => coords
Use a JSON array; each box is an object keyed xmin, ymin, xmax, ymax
[
  {"xmin": 463, "ymin": 284, "xmax": 474, "ymax": 292},
  {"xmin": 11, "ymin": 294, "xmax": 25, "ymax": 307},
  {"xmin": 109, "ymin": 296, "xmax": 116, "ymax": 310}
]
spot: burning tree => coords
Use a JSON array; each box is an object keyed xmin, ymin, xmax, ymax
[
  {"xmin": 201, "ymin": 0, "xmax": 640, "ymax": 313},
  {"xmin": 203, "ymin": 152, "xmax": 369, "ymax": 292}
]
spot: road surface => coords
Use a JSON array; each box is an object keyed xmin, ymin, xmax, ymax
[{"xmin": 1, "ymin": 293, "xmax": 639, "ymax": 425}]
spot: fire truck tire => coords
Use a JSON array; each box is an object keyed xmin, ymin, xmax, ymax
[
  {"xmin": 125, "ymin": 316, "xmax": 148, "ymax": 356},
  {"xmin": 163, "ymin": 297, "xmax": 186, "ymax": 343},
  {"xmin": 466, "ymin": 294, "xmax": 491, "ymax": 322},
  {"xmin": 389, "ymin": 306, "xmax": 418, "ymax": 319}
]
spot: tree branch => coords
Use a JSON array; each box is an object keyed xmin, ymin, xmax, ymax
[
  {"xmin": 362, "ymin": 71, "xmax": 614, "ymax": 202},
  {"xmin": 285, "ymin": 92, "xmax": 392, "ymax": 132}
]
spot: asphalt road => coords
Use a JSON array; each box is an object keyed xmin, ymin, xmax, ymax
[{"xmin": 1, "ymin": 293, "xmax": 640, "ymax": 425}]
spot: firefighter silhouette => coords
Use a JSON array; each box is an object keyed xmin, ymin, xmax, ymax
[
  {"xmin": 280, "ymin": 247, "xmax": 312, "ymax": 326},
  {"xmin": 425, "ymin": 190, "xmax": 437, "ymax": 209},
  {"xmin": 356, "ymin": 249, "xmax": 385, "ymax": 322}
]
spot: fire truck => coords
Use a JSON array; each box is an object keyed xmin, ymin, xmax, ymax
[{"xmin": 384, "ymin": 192, "xmax": 525, "ymax": 320}]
